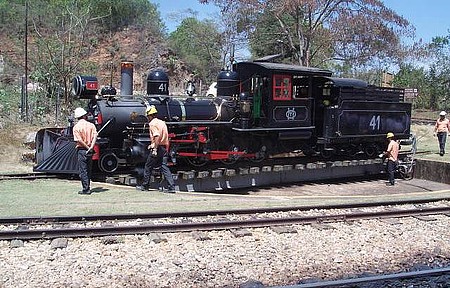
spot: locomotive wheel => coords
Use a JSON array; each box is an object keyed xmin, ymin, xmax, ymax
[
  {"xmin": 249, "ymin": 146, "xmax": 267, "ymax": 163},
  {"xmin": 364, "ymin": 144, "xmax": 378, "ymax": 158},
  {"xmin": 185, "ymin": 157, "xmax": 208, "ymax": 167},
  {"xmin": 301, "ymin": 148, "xmax": 316, "ymax": 157},
  {"xmin": 99, "ymin": 152, "xmax": 119, "ymax": 173},
  {"xmin": 249, "ymin": 154, "xmax": 266, "ymax": 163},
  {"xmin": 320, "ymin": 148, "xmax": 334, "ymax": 159},
  {"xmin": 219, "ymin": 145, "xmax": 241, "ymax": 165}
]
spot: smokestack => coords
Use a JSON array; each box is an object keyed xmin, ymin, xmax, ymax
[{"xmin": 120, "ymin": 61, "xmax": 133, "ymax": 96}]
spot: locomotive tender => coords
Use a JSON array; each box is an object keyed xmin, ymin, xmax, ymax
[{"xmin": 34, "ymin": 60, "xmax": 411, "ymax": 175}]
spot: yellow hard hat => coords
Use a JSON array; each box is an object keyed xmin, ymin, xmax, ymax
[
  {"xmin": 386, "ymin": 132, "xmax": 394, "ymax": 139},
  {"xmin": 146, "ymin": 105, "xmax": 157, "ymax": 115}
]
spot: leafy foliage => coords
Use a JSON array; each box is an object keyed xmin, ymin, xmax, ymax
[
  {"xmin": 168, "ymin": 17, "xmax": 222, "ymax": 82},
  {"xmin": 0, "ymin": 0, "xmax": 26, "ymax": 33},
  {"xmin": 201, "ymin": 0, "xmax": 413, "ymax": 69},
  {"xmin": 393, "ymin": 64, "xmax": 430, "ymax": 109},
  {"xmin": 0, "ymin": 85, "xmax": 21, "ymax": 121},
  {"xmin": 89, "ymin": 0, "xmax": 165, "ymax": 33},
  {"xmin": 0, "ymin": 0, "xmax": 165, "ymax": 124},
  {"xmin": 393, "ymin": 35, "xmax": 450, "ymax": 111}
]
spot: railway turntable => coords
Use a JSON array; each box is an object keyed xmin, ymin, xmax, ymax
[{"xmin": 104, "ymin": 158, "xmax": 388, "ymax": 192}]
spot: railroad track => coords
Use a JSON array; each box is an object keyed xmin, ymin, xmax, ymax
[
  {"xmin": 2, "ymin": 197, "xmax": 450, "ymax": 225},
  {"xmin": 283, "ymin": 266, "xmax": 450, "ymax": 288},
  {"xmin": 411, "ymin": 117, "xmax": 436, "ymax": 125},
  {"xmin": 2, "ymin": 201, "xmax": 450, "ymax": 241},
  {"xmin": 0, "ymin": 172, "xmax": 59, "ymax": 181}
]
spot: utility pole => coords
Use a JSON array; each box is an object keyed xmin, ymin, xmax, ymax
[{"xmin": 22, "ymin": 0, "xmax": 29, "ymax": 122}]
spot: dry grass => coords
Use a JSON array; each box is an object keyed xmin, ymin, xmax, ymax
[
  {"xmin": 0, "ymin": 123, "xmax": 39, "ymax": 173},
  {"xmin": 411, "ymin": 123, "xmax": 450, "ymax": 161}
]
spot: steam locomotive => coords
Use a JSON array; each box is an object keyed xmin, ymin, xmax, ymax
[{"xmin": 34, "ymin": 60, "xmax": 412, "ymax": 174}]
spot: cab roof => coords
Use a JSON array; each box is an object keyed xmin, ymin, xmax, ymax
[{"xmin": 235, "ymin": 61, "xmax": 332, "ymax": 76}]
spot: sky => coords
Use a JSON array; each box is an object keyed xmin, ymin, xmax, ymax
[
  {"xmin": 151, "ymin": 0, "xmax": 450, "ymax": 43},
  {"xmin": 151, "ymin": 0, "xmax": 219, "ymax": 33},
  {"xmin": 383, "ymin": 0, "xmax": 450, "ymax": 43}
]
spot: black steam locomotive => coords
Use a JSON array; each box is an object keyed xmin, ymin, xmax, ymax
[{"xmin": 34, "ymin": 60, "xmax": 411, "ymax": 174}]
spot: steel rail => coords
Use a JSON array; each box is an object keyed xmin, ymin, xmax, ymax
[
  {"xmin": 1, "ymin": 206, "xmax": 450, "ymax": 240},
  {"xmin": 0, "ymin": 173, "xmax": 58, "ymax": 181},
  {"xmin": 273, "ymin": 266, "xmax": 450, "ymax": 288},
  {"xmin": 1, "ymin": 197, "xmax": 450, "ymax": 225},
  {"xmin": 411, "ymin": 118, "xmax": 436, "ymax": 125}
]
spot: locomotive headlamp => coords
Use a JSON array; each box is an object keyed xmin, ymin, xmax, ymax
[
  {"xmin": 239, "ymin": 92, "xmax": 251, "ymax": 114},
  {"xmin": 240, "ymin": 101, "xmax": 251, "ymax": 114},
  {"xmin": 71, "ymin": 75, "xmax": 98, "ymax": 99},
  {"xmin": 239, "ymin": 92, "xmax": 251, "ymax": 129}
]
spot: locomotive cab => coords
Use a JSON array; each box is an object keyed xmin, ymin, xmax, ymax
[{"xmin": 234, "ymin": 61, "xmax": 332, "ymax": 131}]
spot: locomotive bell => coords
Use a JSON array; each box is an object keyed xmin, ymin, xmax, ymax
[{"xmin": 101, "ymin": 86, "xmax": 117, "ymax": 96}]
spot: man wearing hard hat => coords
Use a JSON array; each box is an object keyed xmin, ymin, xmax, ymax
[
  {"xmin": 434, "ymin": 111, "xmax": 450, "ymax": 156},
  {"xmin": 380, "ymin": 132, "xmax": 399, "ymax": 186},
  {"xmin": 73, "ymin": 107, "xmax": 98, "ymax": 195},
  {"xmin": 136, "ymin": 105, "xmax": 176, "ymax": 193}
]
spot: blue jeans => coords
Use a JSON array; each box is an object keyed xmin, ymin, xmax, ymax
[
  {"xmin": 387, "ymin": 160, "xmax": 397, "ymax": 185},
  {"xmin": 437, "ymin": 132, "xmax": 447, "ymax": 155},
  {"xmin": 142, "ymin": 146, "xmax": 175, "ymax": 190},
  {"xmin": 77, "ymin": 148, "xmax": 93, "ymax": 192}
]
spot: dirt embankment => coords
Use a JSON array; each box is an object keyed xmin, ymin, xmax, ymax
[
  {"xmin": 0, "ymin": 124, "xmax": 37, "ymax": 173},
  {"xmin": 86, "ymin": 28, "xmax": 195, "ymax": 95}
]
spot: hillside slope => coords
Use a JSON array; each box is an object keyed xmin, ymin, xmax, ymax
[{"xmin": 0, "ymin": 27, "xmax": 194, "ymax": 96}]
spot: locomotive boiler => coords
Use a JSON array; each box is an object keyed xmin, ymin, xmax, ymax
[{"xmin": 34, "ymin": 60, "xmax": 412, "ymax": 175}]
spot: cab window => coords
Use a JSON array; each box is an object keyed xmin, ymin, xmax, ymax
[
  {"xmin": 292, "ymin": 75, "xmax": 310, "ymax": 99},
  {"xmin": 273, "ymin": 74, "xmax": 291, "ymax": 101}
]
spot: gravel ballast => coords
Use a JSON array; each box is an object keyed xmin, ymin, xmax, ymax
[{"xmin": 2, "ymin": 214, "xmax": 450, "ymax": 287}]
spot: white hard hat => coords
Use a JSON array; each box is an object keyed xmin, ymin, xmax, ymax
[
  {"xmin": 74, "ymin": 107, "xmax": 88, "ymax": 118},
  {"xmin": 440, "ymin": 111, "xmax": 447, "ymax": 116}
]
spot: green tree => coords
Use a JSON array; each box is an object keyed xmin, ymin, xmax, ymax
[
  {"xmin": 390, "ymin": 35, "xmax": 450, "ymax": 111},
  {"xmin": 0, "ymin": 0, "xmax": 165, "ymax": 122},
  {"xmin": 393, "ymin": 64, "xmax": 430, "ymax": 109},
  {"xmin": 28, "ymin": 0, "xmax": 99, "ymax": 107},
  {"xmin": 0, "ymin": 0, "xmax": 25, "ymax": 32},
  {"xmin": 89, "ymin": 0, "xmax": 164, "ymax": 34},
  {"xmin": 200, "ymin": 0, "xmax": 413, "ymax": 68},
  {"xmin": 168, "ymin": 17, "xmax": 222, "ymax": 83},
  {"xmin": 423, "ymin": 36, "xmax": 450, "ymax": 111}
]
